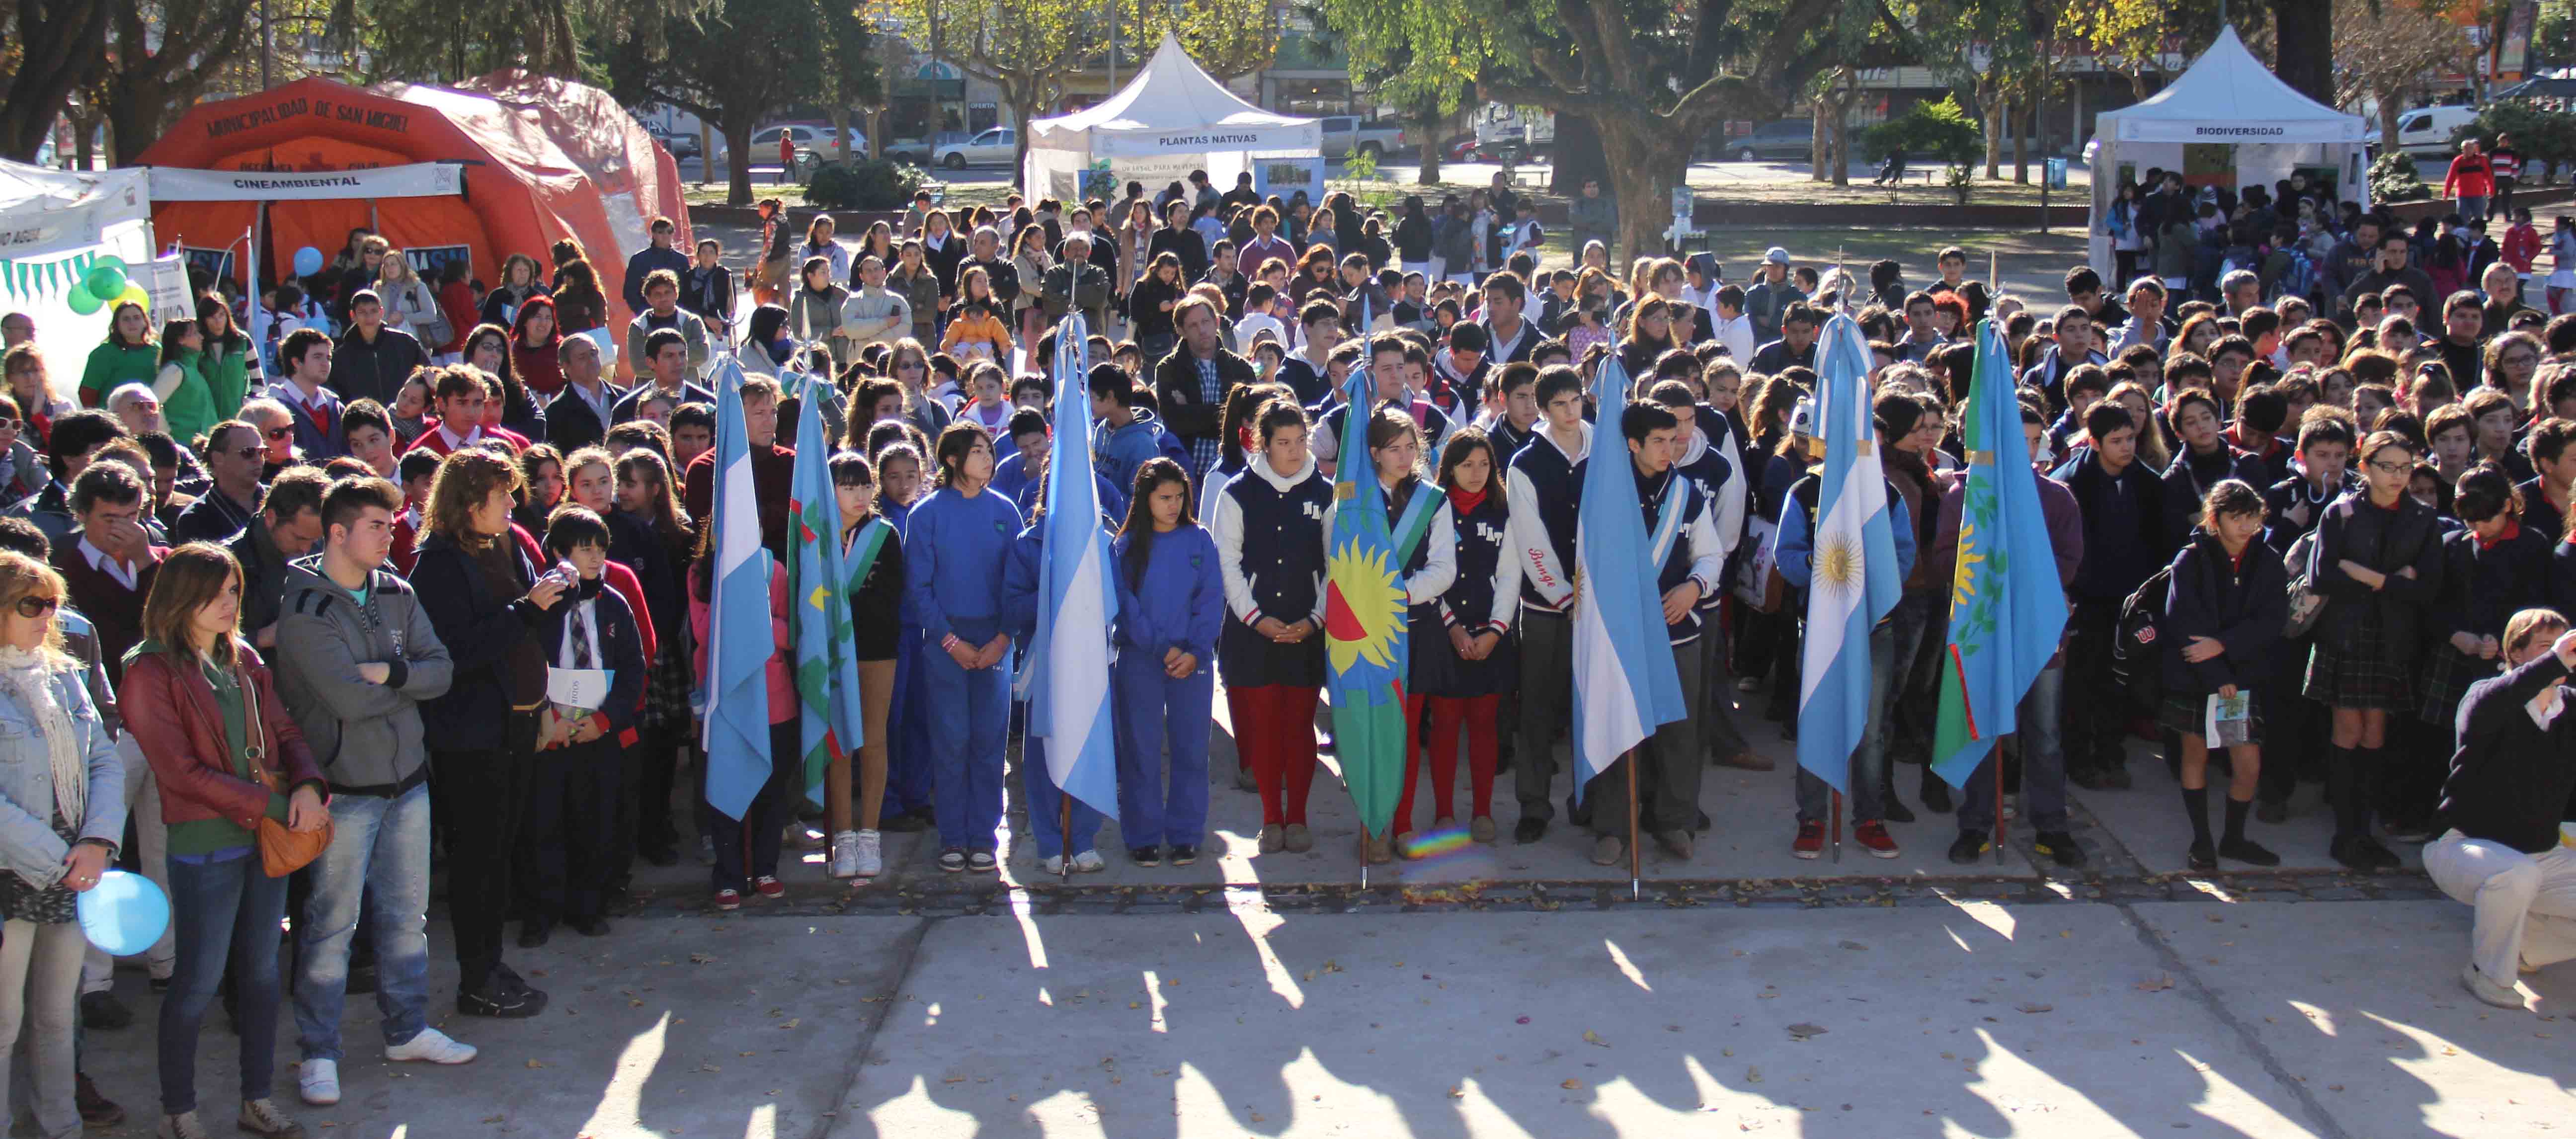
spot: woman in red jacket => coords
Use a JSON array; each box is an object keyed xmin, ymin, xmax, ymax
[{"xmin": 123, "ymin": 543, "xmax": 326, "ymax": 1139}]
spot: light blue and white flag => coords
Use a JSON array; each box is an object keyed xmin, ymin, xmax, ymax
[
  {"xmin": 1795, "ymin": 314, "xmax": 1904, "ymax": 792},
  {"xmin": 1020, "ymin": 315, "xmax": 1122, "ymax": 820},
  {"xmin": 699, "ymin": 355, "xmax": 777, "ymax": 820},
  {"xmin": 1568, "ymin": 355, "xmax": 1690, "ymax": 801}
]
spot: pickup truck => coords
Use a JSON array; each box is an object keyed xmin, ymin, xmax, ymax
[{"xmin": 1320, "ymin": 116, "xmax": 1406, "ymax": 160}]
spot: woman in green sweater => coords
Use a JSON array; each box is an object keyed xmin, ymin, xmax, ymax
[
  {"xmin": 77, "ymin": 302, "xmax": 156, "ymax": 408},
  {"xmin": 194, "ymin": 295, "xmax": 253, "ymax": 420},
  {"xmin": 151, "ymin": 320, "xmax": 218, "ymax": 447}
]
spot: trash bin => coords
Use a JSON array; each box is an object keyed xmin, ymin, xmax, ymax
[{"xmin": 2044, "ymin": 158, "xmax": 2069, "ymax": 190}]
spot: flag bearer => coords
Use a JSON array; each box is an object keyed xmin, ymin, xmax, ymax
[
  {"xmin": 827, "ymin": 453, "xmax": 903, "ymax": 880},
  {"xmin": 1334, "ymin": 408, "xmax": 1457, "ymax": 862},
  {"xmin": 1000, "ymin": 478, "xmax": 1108, "ymax": 874}
]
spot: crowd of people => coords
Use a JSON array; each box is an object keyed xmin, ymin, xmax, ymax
[{"xmin": 2, "ymin": 156, "xmax": 2576, "ymax": 1136}]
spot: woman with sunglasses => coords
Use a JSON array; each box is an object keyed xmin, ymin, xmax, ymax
[
  {"xmin": 123, "ymin": 543, "xmax": 326, "ymax": 1139},
  {"xmin": 0, "ymin": 550, "xmax": 123, "ymax": 1139}
]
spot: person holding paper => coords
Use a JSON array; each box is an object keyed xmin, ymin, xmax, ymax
[
  {"xmin": 2161, "ymin": 478, "xmax": 2288, "ymax": 871},
  {"xmin": 2426, "ymin": 608, "xmax": 2576, "ymax": 1010},
  {"xmin": 516, "ymin": 508, "xmax": 644, "ymax": 946}
]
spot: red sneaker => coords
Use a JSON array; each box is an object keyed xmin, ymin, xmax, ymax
[
  {"xmin": 1792, "ymin": 820, "xmax": 1826, "ymax": 860},
  {"xmin": 753, "ymin": 876, "xmax": 785, "ymax": 898},
  {"xmin": 714, "ymin": 889, "xmax": 742, "ymax": 911},
  {"xmin": 1854, "ymin": 820, "xmax": 1900, "ymax": 859}
]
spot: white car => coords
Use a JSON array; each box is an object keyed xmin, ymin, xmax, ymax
[
  {"xmin": 713, "ymin": 124, "xmax": 862, "ymax": 165},
  {"xmin": 935, "ymin": 127, "xmax": 1018, "ymax": 169}
]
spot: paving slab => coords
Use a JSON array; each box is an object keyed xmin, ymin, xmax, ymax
[
  {"xmin": 71, "ymin": 915, "xmax": 922, "ymax": 1139},
  {"xmin": 2068, "ymin": 734, "xmax": 2428, "ymax": 877},
  {"xmin": 2137, "ymin": 898, "xmax": 2576, "ymax": 1139},
  {"xmin": 844, "ymin": 906, "xmax": 2335, "ymax": 1138}
]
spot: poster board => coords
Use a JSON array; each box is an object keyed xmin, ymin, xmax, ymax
[
  {"xmin": 405, "ymin": 244, "xmax": 472, "ymax": 281},
  {"xmin": 1254, "ymin": 157, "xmax": 1323, "ymax": 202},
  {"xmin": 139, "ymin": 255, "xmax": 195, "ymax": 324}
]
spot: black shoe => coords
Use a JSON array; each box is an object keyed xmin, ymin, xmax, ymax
[
  {"xmin": 1514, "ymin": 817, "xmax": 1547, "ymax": 844},
  {"xmin": 1879, "ymin": 794, "xmax": 1916, "ymax": 824},
  {"xmin": 1779, "ymin": 719, "xmax": 1798, "ymax": 742},
  {"xmin": 75, "ymin": 1072, "xmax": 120, "ymax": 1127},
  {"xmin": 2032, "ymin": 830, "xmax": 2087, "ymax": 868},
  {"xmin": 567, "ymin": 916, "xmax": 612, "ymax": 938},
  {"xmin": 1695, "ymin": 809, "xmax": 1712, "ymax": 832},
  {"xmin": 640, "ymin": 847, "xmax": 681, "ymax": 868},
  {"xmin": 1920, "ymin": 781, "xmax": 1954, "ymax": 814},
  {"xmin": 2254, "ymin": 799, "xmax": 2289, "ymax": 825},
  {"xmin": 2186, "ymin": 840, "xmax": 2217, "ymax": 871},
  {"xmin": 458, "ymin": 979, "xmax": 548, "ymax": 1018},
  {"xmin": 2332, "ymin": 834, "xmax": 2402, "ymax": 871},
  {"xmin": 1129, "ymin": 845, "xmax": 1162, "ymax": 867},
  {"xmin": 1168, "ymin": 844, "xmax": 1198, "ymax": 866},
  {"xmin": 1565, "ymin": 794, "xmax": 1593, "ymax": 829},
  {"xmin": 2067, "ymin": 765, "xmax": 2106, "ymax": 790},
  {"xmin": 2219, "ymin": 837, "xmax": 2280, "ymax": 867},
  {"xmin": 2100, "ymin": 766, "xmax": 2133, "ymax": 790},
  {"xmin": 148, "ymin": 976, "xmax": 170, "ymax": 995},
  {"xmin": 78, "ymin": 989, "xmax": 132, "ymax": 1031},
  {"xmin": 517, "ymin": 922, "xmax": 552, "ymax": 949},
  {"xmin": 346, "ymin": 963, "xmax": 378, "ymax": 996},
  {"xmin": 1947, "ymin": 830, "xmax": 1990, "ymax": 865}
]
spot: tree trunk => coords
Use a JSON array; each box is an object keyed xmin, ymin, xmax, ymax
[
  {"xmin": 1008, "ymin": 88, "xmax": 1040, "ymax": 193},
  {"xmin": 1414, "ymin": 110, "xmax": 1444, "ymax": 185},
  {"xmin": 831, "ymin": 106, "xmax": 853, "ymax": 164},
  {"xmin": 1828, "ymin": 85, "xmax": 1854, "ymax": 189},
  {"xmin": 1549, "ymin": 114, "xmax": 1609, "ymax": 195},
  {"xmin": 1601, "ymin": 118, "xmax": 1693, "ymax": 268},
  {"xmin": 726, "ymin": 121, "xmax": 756, "ymax": 206},
  {"xmin": 1982, "ymin": 90, "xmax": 2006, "ymax": 179},
  {"xmin": 2272, "ymin": 0, "xmax": 2336, "ymax": 105},
  {"xmin": 2378, "ymin": 97, "xmax": 2403, "ymax": 156},
  {"xmin": 867, "ymin": 107, "xmax": 886, "ymax": 161},
  {"xmin": 2011, "ymin": 92, "xmax": 2028, "ymax": 184},
  {"xmin": 1810, "ymin": 96, "xmax": 1830, "ymax": 181},
  {"xmin": 699, "ymin": 120, "xmax": 715, "ymax": 183}
]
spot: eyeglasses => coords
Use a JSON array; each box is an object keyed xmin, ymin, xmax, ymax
[
  {"xmin": 2367, "ymin": 459, "xmax": 2412, "ymax": 475},
  {"xmin": 230, "ymin": 446, "xmax": 263, "ymax": 461},
  {"xmin": 13, "ymin": 596, "xmax": 58, "ymax": 619},
  {"xmin": 126, "ymin": 400, "xmax": 158, "ymax": 412},
  {"xmin": 264, "ymin": 426, "xmax": 293, "ymax": 441}
]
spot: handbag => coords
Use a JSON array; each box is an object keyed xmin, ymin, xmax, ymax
[
  {"xmin": 1731, "ymin": 513, "xmax": 1786, "ymax": 613},
  {"xmin": 237, "ymin": 663, "xmax": 329, "ymax": 878}
]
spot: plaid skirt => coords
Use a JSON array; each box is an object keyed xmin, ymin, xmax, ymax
[
  {"xmin": 2418, "ymin": 643, "xmax": 2501, "ymax": 725},
  {"xmin": 640, "ymin": 639, "xmax": 694, "ymax": 732},
  {"xmin": 2158, "ymin": 689, "xmax": 2266, "ymax": 745},
  {"xmin": 2303, "ymin": 609, "xmax": 2410, "ymax": 711}
]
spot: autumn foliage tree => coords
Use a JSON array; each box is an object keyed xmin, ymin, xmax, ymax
[
  {"xmin": 2333, "ymin": 0, "xmax": 2477, "ymax": 153},
  {"xmin": 888, "ymin": 0, "xmax": 1099, "ymax": 184}
]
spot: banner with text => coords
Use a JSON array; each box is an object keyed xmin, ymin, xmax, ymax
[{"xmin": 147, "ymin": 163, "xmax": 466, "ymax": 202}]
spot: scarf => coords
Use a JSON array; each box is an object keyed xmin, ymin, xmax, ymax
[
  {"xmin": 1447, "ymin": 485, "xmax": 1489, "ymax": 520},
  {"xmin": 0, "ymin": 647, "xmax": 81, "ymax": 829}
]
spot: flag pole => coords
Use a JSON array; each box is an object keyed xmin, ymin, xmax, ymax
[
  {"xmin": 1626, "ymin": 748, "xmax": 1641, "ymax": 901},
  {"xmin": 1994, "ymin": 751, "xmax": 2008, "ymax": 867},
  {"xmin": 1830, "ymin": 789, "xmax": 1842, "ymax": 863},
  {"xmin": 1060, "ymin": 794, "xmax": 1072, "ymax": 882}
]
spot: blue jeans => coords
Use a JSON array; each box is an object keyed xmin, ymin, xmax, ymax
[
  {"xmin": 1956, "ymin": 663, "xmax": 2070, "ymax": 833},
  {"xmin": 922, "ymin": 632, "xmax": 1011, "ymax": 849},
  {"xmin": 1796, "ymin": 623, "xmax": 1894, "ymax": 823},
  {"xmin": 160, "ymin": 849, "xmax": 288, "ymax": 1115},
  {"xmin": 882, "ymin": 629, "xmax": 935, "ymax": 819},
  {"xmin": 1114, "ymin": 654, "xmax": 1214, "ymax": 849},
  {"xmin": 295, "ymin": 783, "xmax": 433, "ymax": 1063}
]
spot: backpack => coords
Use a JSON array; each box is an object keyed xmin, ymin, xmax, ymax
[
  {"xmin": 2273, "ymin": 248, "xmax": 2318, "ymax": 304},
  {"xmin": 2112, "ymin": 563, "xmax": 2174, "ymax": 701},
  {"xmin": 2279, "ymin": 527, "xmax": 2328, "ymax": 638}
]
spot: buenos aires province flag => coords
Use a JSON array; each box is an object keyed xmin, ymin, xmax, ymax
[{"xmin": 1795, "ymin": 314, "xmax": 1903, "ymax": 793}]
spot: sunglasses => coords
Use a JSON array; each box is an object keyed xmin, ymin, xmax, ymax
[
  {"xmin": 230, "ymin": 445, "xmax": 263, "ymax": 461},
  {"xmin": 14, "ymin": 596, "xmax": 58, "ymax": 619},
  {"xmin": 264, "ymin": 426, "xmax": 293, "ymax": 441}
]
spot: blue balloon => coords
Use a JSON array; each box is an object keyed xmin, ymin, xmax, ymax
[
  {"xmin": 76, "ymin": 869, "xmax": 169, "ymax": 957},
  {"xmin": 292, "ymin": 246, "xmax": 324, "ymax": 278}
]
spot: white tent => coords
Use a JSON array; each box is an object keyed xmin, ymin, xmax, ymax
[
  {"xmin": 1023, "ymin": 33, "xmax": 1322, "ymax": 206},
  {"xmin": 2088, "ymin": 27, "xmax": 2370, "ymax": 276},
  {"xmin": 0, "ymin": 161, "xmax": 160, "ymax": 399}
]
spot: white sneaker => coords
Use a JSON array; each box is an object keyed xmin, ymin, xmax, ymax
[
  {"xmin": 158, "ymin": 1110, "xmax": 210, "ymax": 1139},
  {"xmin": 297, "ymin": 1058, "xmax": 340, "ymax": 1106},
  {"xmin": 828, "ymin": 830, "xmax": 861, "ymax": 879},
  {"xmin": 1039, "ymin": 854, "xmax": 1066, "ymax": 875},
  {"xmin": 386, "ymin": 1026, "xmax": 480, "ymax": 1064},
  {"xmin": 2463, "ymin": 963, "xmax": 2527, "ymax": 1009},
  {"xmin": 1070, "ymin": 850, "xmax": 1106, "ymax": 873},
  {"xmin": 855, "ymin": 829, "xmax": 883, "ymax": 877}
]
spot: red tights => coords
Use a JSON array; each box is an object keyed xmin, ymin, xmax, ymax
[
  {"xmin": 1229, "ymin": 684, "xmax": 1320, "ymax": 825},
  {"xmin": 1394, "ymin": 693, "xmax": 1501, "ymax": 834}
]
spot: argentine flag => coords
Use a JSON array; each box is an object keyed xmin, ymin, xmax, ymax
[
  {"xmin": 1020, "ymin": 317, "xmax": 1122, "ymax": 820},
  {"xmin": 1568, "ymin": 356, "xmax": 1690, "ymax": 800},
  {"xmin": 699, "ymin": 355, "xmax": 778, "ymax": 820},
  {"xmin": 1795, "ymin": 315, "xmax": 1905, "ymax": 792}
]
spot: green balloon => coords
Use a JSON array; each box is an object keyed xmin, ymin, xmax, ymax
[
  {"xmin": 89, "ymin": 253, "xmax": 124, "ymax": 277},
  {"xmin": 82, "ymin": 264, "xmax": 126, "ymax": 301},
  {"xmin": 65, "ymin": 287, "xmax": 102, "ymax": 315}
]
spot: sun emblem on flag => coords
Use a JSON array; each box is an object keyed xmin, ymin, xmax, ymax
[
  {"xmin": 1816, "ymin": 537, "xmax": 1863, "ymax": 596},
  {"xmin": 1950, "ymin": 520, "xmax": 1984, "ymax": 609},
  {"xmin": 1324, "ymin": 540, "xmax": 1405, "ymax": 674}
]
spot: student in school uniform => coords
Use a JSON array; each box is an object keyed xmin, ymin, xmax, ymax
[
  {"xmin": 825, "ymin": 453, "xmax": 904, "ymax": 880},
  {"xmin": 871, "ymin": 441, "xmax": 937, "ymax": 835},
  {"xmin": 1327, "ymin": 407, "xmax": 1458, "ymax": 863},
  {"xmin": 1209, "ymin": 398, "xmax": 1332, "ymax": 854},
  {"xmin": 1110, "ymin": 458, "xmax": 1223, "ymax": 868},
  {"xmin": 687, "ymin": 526, "xmax": 794, "ymax": 911},
  {"xmin": 998, "ymin": 477, "xmax": 1108, "ymax": 874},
  {"xmin": 2404, "ymin": 465, "xmax": 2550, "ymax": 840},
  {"xmin": 517, "ymin": 508, "xmax": 646, "ymax": 946},
  {"xmin": 1408, "ymin": 427, "xmax": 1521, "ymax": 845},
  {"xmin": 1504, "ymin": 366, "xmax": 1591, "ymax": 843},
  {"xmin": 902, "ymin": 422, "xmax": 1025, "ymax": 874},
  {"xmin": 2307, "ymin": 428, "xmax": 2447, "ymax": 871},
  {"xmin": 2159, "ymin": 479, "xmax": 2288, "ymax": 871}
]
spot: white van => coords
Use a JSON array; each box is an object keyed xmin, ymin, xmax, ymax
[{"xmin": 2394, "ymin": 105, "xmax": 2480, "ymax": 157}]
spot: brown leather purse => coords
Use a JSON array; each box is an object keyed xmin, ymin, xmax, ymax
[{"xmin": 238, "ymin": 664, "xmax": 329, "ymax": 878}]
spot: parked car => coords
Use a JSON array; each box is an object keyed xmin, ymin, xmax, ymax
[
  {"xmin": 1439, "ymin": 134, "xmax": 1484, "ymax": 163},
  {"xmin": 1727, "ymin": 120, "xmax": 1814, "ymax": 162},
  {"xmin": 714, "ymin": 123, "xmax": 860, "ymax": 165},
  {"xmin": 1319, "ymin": 116, "xmax": 1406, "ymax": 160},
  {"xmin": 935, "ymin": 127, "xmax": 1018, "ymax": 169},
  {"xmin": 2391, "ymin": 104, "xmax": 2480, "ymax": 157},
  {"xmin": 642, "ymin": 123, "xmax": 701, "ymax": 162}
]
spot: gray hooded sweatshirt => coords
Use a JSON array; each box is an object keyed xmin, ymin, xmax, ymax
[{"xmin": 272, "ymin": 554, "xmax": 453, "ymax": 794}]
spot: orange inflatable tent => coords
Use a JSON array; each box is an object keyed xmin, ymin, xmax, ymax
[{"xmin": 136, "ymin": 73, "xmax": 689, "ymax": 352}]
